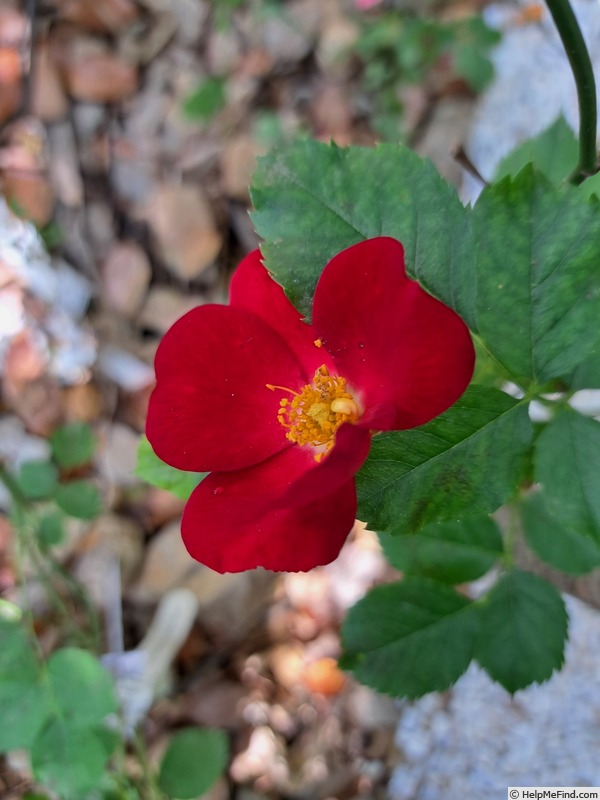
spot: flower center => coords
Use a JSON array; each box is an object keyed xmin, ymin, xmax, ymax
[{"xmin": 267, "ymin": 365, "xmax": 359, "ymax": 461}]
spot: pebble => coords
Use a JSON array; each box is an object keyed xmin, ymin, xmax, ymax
[
  {"xmin": 96, "ymin": 345, "xmax": 154, "ymax": 392},
  {"xmin": 168, "ymin": 0, "xmax": 209, "ymax": 46},
  {"xmin": 111, "ymin": 153, "xmax": 156, "ymax": 205},
  {"xmin": 30, "ymin": 38, "xmax": 69, "ymax": 122},
  {"xmin": 47, "ymin": 121, "xmax": 85, "ymax": 207},
  {"xmin": 101, "ymin": 241, "xmax": 152, "ymax": 318},
  {"xmin": 0, "ymin": 415, "xmax": 51, "ymax": 470},
  {"xmin": 138, "ymin": 184, "xmax": 222, "ymax": 281},
  {"xmin": 1, "ymin": 169, "xmax": 55, "ymax": 228},
  {"xmin": 97, "ymin": 422, "xmax": 140, "ymax": 487},
  {"xmin": 221, "ymin": 134, "xmax": 266, "ymax": 201},
  {"xmin": 56, "ymin": 0, "xmax": 139, "ymax": 32},
  {"xmin": 259, "ymin": 16, "xmax": 313, "ymax": 64},
  {"xmin": 0, "ymin": 81, "xmax": 20, "ymax": 126},
  {"xmin": 346, "ymin": 684, "xmax": 400, "ymax": 732},
  {"xmin": 75, "ymin": 513, "xmax": 145, "ymax": 597},
  {"xmin": 312, "ymin": 81, "xmax": 353, "ymax": 141},
  {"xmin": 207, "ymin": 28, "xmax": 241, "ymax": 76},
  {"xmin": 315, "ymin": 15, "xmax": 359, "ymax": 78},
  {"xmin": 71, "ymin": 102, "xmax": 106, "ymax": 139},
  {"xmin": 63, "ymin": 382, "xmax": 104, "ymax": 423},
  {"xmin": 131, "ymin": 519, "xmax": 275, "ymax": 642},
  {"xmin": 230, "ymin": 726, "xmax": 287, "ymax": 784},
  {"xmin": 64, "ymin": 51, "xmax": 139, "ymax": 104},
  {"xmin": 137, "ymin": 286, "xmax": 207, "ymax": 335}
]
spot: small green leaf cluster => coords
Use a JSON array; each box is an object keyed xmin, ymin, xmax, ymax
[
  {"xmin": 0, "ymin": 606, "xmax": 229, "ymax": 799},
  {"xmin": 249, "ymin": 128, "xmax": 600, "ymax": 696},
  {"xmin": 14, "ymin": 422, "xmax": 102, "ymax": 548},
  {"xmin": 0, "ymin": 611, "xmax": 119, "ymax": 798},
  {"xmin": 355, "ymin": 12, "xmax": 500, "ymax": 138}
]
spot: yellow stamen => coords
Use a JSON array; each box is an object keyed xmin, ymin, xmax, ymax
[
  {"xmin": 267, "ymin": 365, "xmax": 359, "ymax": 461},
  {"xmin": 266, "ymin": 383, "xmax": 299, "ymax": 396}
]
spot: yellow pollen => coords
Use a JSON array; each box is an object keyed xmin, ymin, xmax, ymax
[
  {"xmin": 331, "ymin": 397, "xmax": 358, "ymax": 415},
  {"xmin": 267, "ymin": 365, "xmax": 359, "ymax": 460}
]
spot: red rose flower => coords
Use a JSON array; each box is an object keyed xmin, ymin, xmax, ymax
[{"xmin": 146, "ymin": 237, "xmax": 474, "ymax": 573}]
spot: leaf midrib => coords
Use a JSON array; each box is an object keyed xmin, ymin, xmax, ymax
[
  {"xmin": 359, "ymin": 397, "xmax": 526, "ymax": 503},
  {"xmin": 363, "ymin": 597, "xmax": 477, "ymax": 655}
]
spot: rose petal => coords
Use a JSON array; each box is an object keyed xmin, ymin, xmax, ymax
[
  {"xmin": 313, "ymin": 237, "xmax": 475, "ymax": 429},
  {"xmin": 229, "ymin": 249, "xmax": 333, "ymax": 377},
  {"xmin": 182, "ymin": 466, "xmax": 357, "ymax": 573},
  {"xmin": 147, "ymin": 304, "xmax": 305, "ymax": 472},
  {"xmin": 278, "ymin": 423, "xmax": 371, "ymax": 507}
]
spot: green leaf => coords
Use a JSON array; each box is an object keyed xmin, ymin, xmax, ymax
[
  {"xmin": 0, "ymin": 616, "xmax": 45, "ymax": 759},
  {"xmin": 472, "ymin": 168, "xmax": 600, "ymax": 382},
  {"xmin": 472, "ymin": 340, "xmax": 504, "ymax": 388},
  {"xmin": 0, "ymin": 681, "xmax": 52, "ymax": 751},
  {"xmin": 450, "ymin": 17, "xmax": 499, "ymax": 92},
  {"xmin": 379, "ymin": 515, "xmax": 503, "ymax": 584},
  {"xmin": 32, "ymin": 720, "xmax": 111, "ymax": 799},
  {"xmin": 534, "ymin": 410, "xmax": 600, "ymax": 541},
  {"xmin": 475, "ymin": 569, "xmax": 567, "ymax": 692},
  {"xmin": 37, "ymin": 510, "xmax": 65, "ymax": 548},
  {"xmin": 494, "ymin": 116, "xmax": 578, "ymax": 184},
  {"xmin": 55, "ymin": 480, "xmax": 103, "ymax": 519},
  {"xmin": 135, "ymin": 436, "xmax": 207, "ymax": 499},
  {"xmin": 50, "ymin": 422, "xmax": 95, "ymax": 469},
  {"xmin": 0, "ymin": 616, "xmax": 39, "ymax": 682},
  {"xmin": 340, "ymin": 578, "xmax": 480, "ymax": 698},
  {"xmin": 94, "ymin": 724, "xmax": 120, "ymax": 760},
  {"xmin": 453, "ymin": 45, "xmax": 494, "ymax": 92},
  {"xmin": 251, "ymin": 141, "xmax": 475, "ymax": 324},
  {"xmin": 520, "ymin": 491, "xmax": 600, "ymax": 575},
  {"xmin": 16, "ymin": 460, "xmax": 59, "ymax": 500},
  {"xmin": 182, "ymin": 78, "xmax": 226, "ymax": 121},
  {"xmin": 580, "ymin": 171, "xmax": 600, "ymax": 199},
  {"xmin": 158, "ymin": 728, "xmax": 229, "ymax": 799},
  {"xmin": 46, "ymin": 648, "xmax": 118, "ymax": 728},
  {"xmin": 356, "ymin": 385, "xmax": 531, "ymax": 535},
  {"xmin": 568, "ymin": 352, "xmax": 600, "ymax": 389}
]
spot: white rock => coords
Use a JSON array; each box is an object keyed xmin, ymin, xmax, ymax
[
  {"xmin": 97, "ymin": 423, "xmax": 141, "ymax": 487},
  {"xmin": 0, "ymin": 415, "xmax": 52, "ymax": 467},
  {"xmin": 0, "ymin": 198, "xmax": 96, "ymax": 384},
  {"xmin": 96, "ymin": 345, "xmax": 155, "ymax": 392},
  {"xmin": 570, "ymin": 389, "xmax": 600, "ymax": 418}
]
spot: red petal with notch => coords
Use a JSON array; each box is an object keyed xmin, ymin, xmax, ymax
[
  {"xmin": 146, "ymin": 304, "xmax": 306, "ymax": 473},
  {"xmin": 229, "ymin": 249, "xmax": 332, "ymax": 378},
  {"xmin": 313, "ymin": 237, "xmax": 475, "ymax": 429},
  {"xmin": 182, "ymin": 467, "xmax": 357, "ymax": 573}
]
